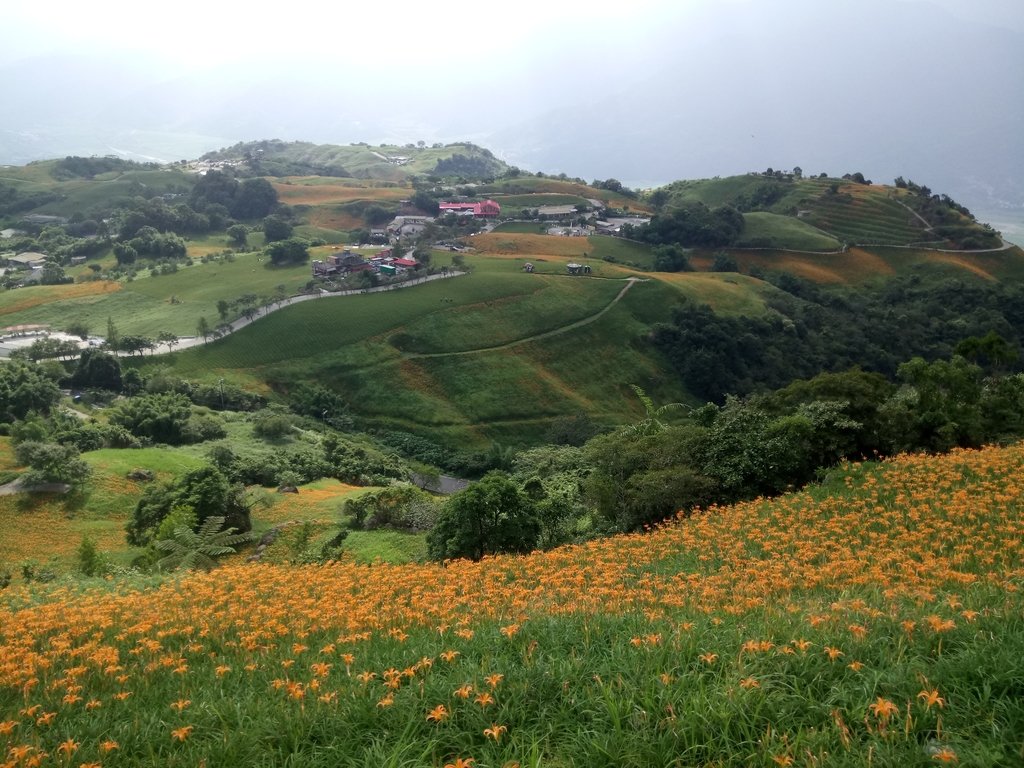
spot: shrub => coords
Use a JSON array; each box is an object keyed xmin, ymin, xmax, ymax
[
  {"xmin": 342, "ymin": 484, "xmax": 440, "ymax": 533},
  {"xmin": 15, "ymin": 441, "xmax": 91, "ymax": 486},
  {"xmin": 253, "ymin": 411, "xmax": 294, "ymax": 440},
  {"xmin": 427, "ymin": 472, "xmax": 540, "ymax": 561},
  {"xmin": 76, "ymin": 536, "xmax": 109, "ymax": 577}
]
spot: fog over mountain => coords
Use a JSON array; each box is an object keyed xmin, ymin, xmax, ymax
[{"xmin": 2, "ymin": 0, "xmax": 1021, "ymax": 231}]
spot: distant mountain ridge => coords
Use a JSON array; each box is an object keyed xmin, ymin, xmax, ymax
[{"xmin": 197, "ymin": 140, "xmax": 509, "ymax": 181}]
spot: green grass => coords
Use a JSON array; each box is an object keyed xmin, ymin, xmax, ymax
[
  {"xmin": 151, "ymin": 271, "xmax": 687, "ymax": 447},
  {"xmin": 800, "ymin": 189, "xmax": 931, "ymax": 246},
  {"xmin": 587, "ymin": 235, "xmax": 655, "ymax": 268},
  {"xmin": 343, "ymin": 530, "xmax": 428, "ymax": 564},
  {"xmin": 33, "ymin": 169, "xmax": 195, "ymax": 217},
  {"xmin": 390, "ymin": 276, "xmax": 623, "ymax": 354},
  {"xmin": 653, "ymin": 272, "xmax": 779, "ymax": 316},
  {"xmin": 2, "ymin": 251, "xmax": 313, "ymax": 337},
  {"xmin": 480, "ymin": 176, "xmax": 650, "ymax": 211},
  {"xmin": 737, "ymin": 212, "xmax": 841, "ymax": 251}
]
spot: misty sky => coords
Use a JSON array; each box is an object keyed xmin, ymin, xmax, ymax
[
  {"xmin": 3, "ymin": 0, "xmax": 1022, "ymax": 234},
  {"xmin": 5, "ymin": 0, "xmax": 1021, "ymax": 72}
]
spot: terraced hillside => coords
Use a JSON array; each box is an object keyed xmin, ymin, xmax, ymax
[
  {"xmin": 798, "ymin": 182, "xmax": 935, "ymax": 246},
  {"xmin": 659, "ymin": 174, "xmax": 992, "ymax": 249}
]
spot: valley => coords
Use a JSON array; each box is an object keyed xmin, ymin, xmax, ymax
[{"xmin": 1, "ymin": 145, "xmax": 1023, "ymax": 766}]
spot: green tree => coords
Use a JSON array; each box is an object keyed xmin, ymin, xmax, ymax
[
  {"xmin": 197, "ymin": 316, "xmax": 211, "ymax": 343},
  {"xmin": 262, "ymin": 215, "xmax": 293, "ymax": 243},
  {"xmin": 128, "ymin": 465, "xmax": 252, "ymax": 547},
  {"xmin": 108, "ymin": 392, "xmax": 193, "ymax": 444},
  {"xmin": 113, "ymin": 242, "xmax": 137, "ymax": 265},
  {"xmin": 427, "ymin": 472, "xmax": 540, "ymax": 561},
  {"xmin": 70, "ymin": 349, "xmax": 122, "ymax": 392},
  {"xmin": 156, "ymin": 331, "xmax": 179, "ymax": 352},
  {"xmin": 119, "ymin": 335, "xmax": 155, "ymax": 357},
  {"xmin": 40, "ymin": 261, "xmax": 69, "ymax": 285},
  {"xmin": 76, "ymin": 536, "xmax": 108, "ymax": 577},
  {"xmin": 156, "ymin": 515, "xmax": 255, "ymax": 572},
  {"xmin": 955, "ymin": 331, "xmax": 1018, "ymax": 374},
  {"xmin": 266, "ymin": 238, "xmax": 309, "ymax": 266},
  {"xmin": 226, "ymin": 224, "xmax": 248, "ymax": 247},
  {"xmin": 65, "ymin": 321, "xmax": 90, "ymax": 340},
  {"xmin": 105, "ymin": 316, "xmax": 120, "ymax": 351},
  {"xmin": 15, "ymin": 441, "xmax": 92, "ymax": 487},
  {"xmin": 894, "ymin": 356, "xmax": 985, "ymax": 451},
  {"xmin": 232, "ymin": 178, "xmax": 278, "ymax": 219}
]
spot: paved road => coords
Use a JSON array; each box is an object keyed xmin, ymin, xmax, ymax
[{"xmin": 0, "ymin": 271, "xmax": 467, "ymax": 359}]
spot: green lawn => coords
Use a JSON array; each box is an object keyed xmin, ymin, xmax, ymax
[
  {"xmin": 2, "ymin": 251, "xmax": 313, "ymax": 337},
  {"xmin": 737, "ymin": 212, "xmax": 841, "ymax": 251},
  {"xmin": 153, "ymin": 271, "xmax": 688, "ymax": 447},
  {"xmin": 343, "ymin": 530, "xmax": 428, "ymax": 564}
]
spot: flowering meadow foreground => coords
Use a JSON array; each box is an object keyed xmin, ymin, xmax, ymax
[{"xmin": 2, "ymin": 446, "xmax": 1023, "ymax": 767}]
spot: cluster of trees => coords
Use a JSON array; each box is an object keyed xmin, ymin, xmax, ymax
[
  {"xmin": 623, "ymin": 202, "xmax": 745, "ymax": 248},
  {"xmin": 423, "ymin": 346, "xmax": 1024, "ymax": 561},
  {"xmin": 894, "ymin": 178, "xmax": 998, "ymax": 249},
  {"xmin": 651, "ymin": 274, "xmax": 1024, "ymax": 402},
  {"xmin": 114, "ymin": 226, "xmax": 187, "ymax": 264},
  {"xmin": 190, "ymin": 170, "xmax": 279, "ymax": 221},
  {"xmin": 433, "ymin": 154, "xmax": 502, "ymax": 179},
  {"xmin": 266, "ymin": 238, "xmax": 309, "ymax": 266},
  {"xmin": 127, "ymin": 465, "xmax": 254, "ymax": 548},
  {"xmin": 51, "ymin": 156, "xmax": 159, "ymax": 180},
  {"xmin": 116, "ymin": 196, "xmax": 225, "ymax": 239},
  {"xmin": 591, "ymin": 179, "xmax": 637, "ymax": 198}
]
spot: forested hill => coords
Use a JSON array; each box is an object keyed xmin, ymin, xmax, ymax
[
  {"xmin": 638, "ymin": 171, "xmax": 1004, "ymax": 252},
  {"xmin": 196, "ymin": 140, "xmax": 510, "ymax": 181}
]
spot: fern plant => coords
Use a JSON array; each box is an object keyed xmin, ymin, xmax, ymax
[{"xmin": 156, "ymin": 515, "xmax": 256, "ymax": 572}]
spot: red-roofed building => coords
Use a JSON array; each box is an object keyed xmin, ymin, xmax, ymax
[
  {"xmin": 392, "ymin": 257, "xmax": 419, "ymax": 268},
  {"xmin": 438, "ymin": 199, "xmax": 501, "ymax": 218}
]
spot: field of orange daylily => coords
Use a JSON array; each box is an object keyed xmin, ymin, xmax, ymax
[{"xmin": 1, "ymin": 444, "xmax": 1023, "ymax": 766}]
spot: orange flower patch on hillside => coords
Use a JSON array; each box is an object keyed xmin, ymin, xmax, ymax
[
  {"xmin": 186, "ymin": 244, "xmax": 224, "ymax": 258},
  {"xmin": 0, "ymin": 444, "xmax": 1022, "ymax": 761},
  {"xmin": 395, "ymin": 358, "xmax": 447, "ymax": 398},
  {"xmin": 0, "ymin": 281, "xmax": 121, "ymax": 318},
  {"xmin": 469, "ymin": 234, "xmax": 591, "ymax": 258},
  {"xmin": 927, "ymin": 254, "xmax": 996, "ymax": 281},
  {"xmin": 308, "ymin": 208, "xmax": 366, "ymax": 232},
  {"xmin": 2, "ymin": 442, "xmax": 1021, "ymax": 642},
  {"xmin": 271, "ymin": 184, "xmax": 407, "ymax": 207},
  {"xmin": 721, "ymin": 248, "xmax": 897, "ymax": 285},
  {"xmin": 0, "ymin": 496, "xmax": 129, "ymax": 565},
  {"xmin": 258, "ymin": 481, "xmax": 363, "ymax": 525},
  {"xmin": 0, "ymin": 438, "xmax": 19, "ymax": 472}
]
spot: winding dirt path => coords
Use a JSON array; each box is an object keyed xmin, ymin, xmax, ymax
[{"xmin": 407, "ymin": 277, "xmax": 643, "ymax": 359}]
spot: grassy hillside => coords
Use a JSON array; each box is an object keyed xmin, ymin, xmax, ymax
[
  {"xmin": 736, "ymin": 211, "xmax": 842, "ymax": 251},
  {"xmin": 155, "ymin": 258, "xmax": 688, "ymax": 447},
  {"xmin": 0, "ymin": 162, "xmax": 194, "ymax": 219},
  {"xmin": 0, "ymin": 248, "xmax": 314, "ymax": 337},
  {"xmin": 480, "ymin": 176, "xmax": 652, "ymax": 213},
  {"xmin": 1, "ymin": 444, "xmax": 1021, "ymax": 765},
  {"xmin": 199, "ymin": 140, "xmax": 509, "ymax": 181},
  {"xmin": 658, "ymin": 175, "xmax": 997, "ymax": 249}
]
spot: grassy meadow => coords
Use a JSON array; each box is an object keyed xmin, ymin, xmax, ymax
[
  {"xmin": 155, "ymin": 263, "xmax": 689, "ymax": 447},
  {"xmin": 737, "ymin": 212, "xmax": 842, "ymax": 251},
  {"xmin": 2, "ymin": 444, "xmax": 1022, "ymax": 766}
]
